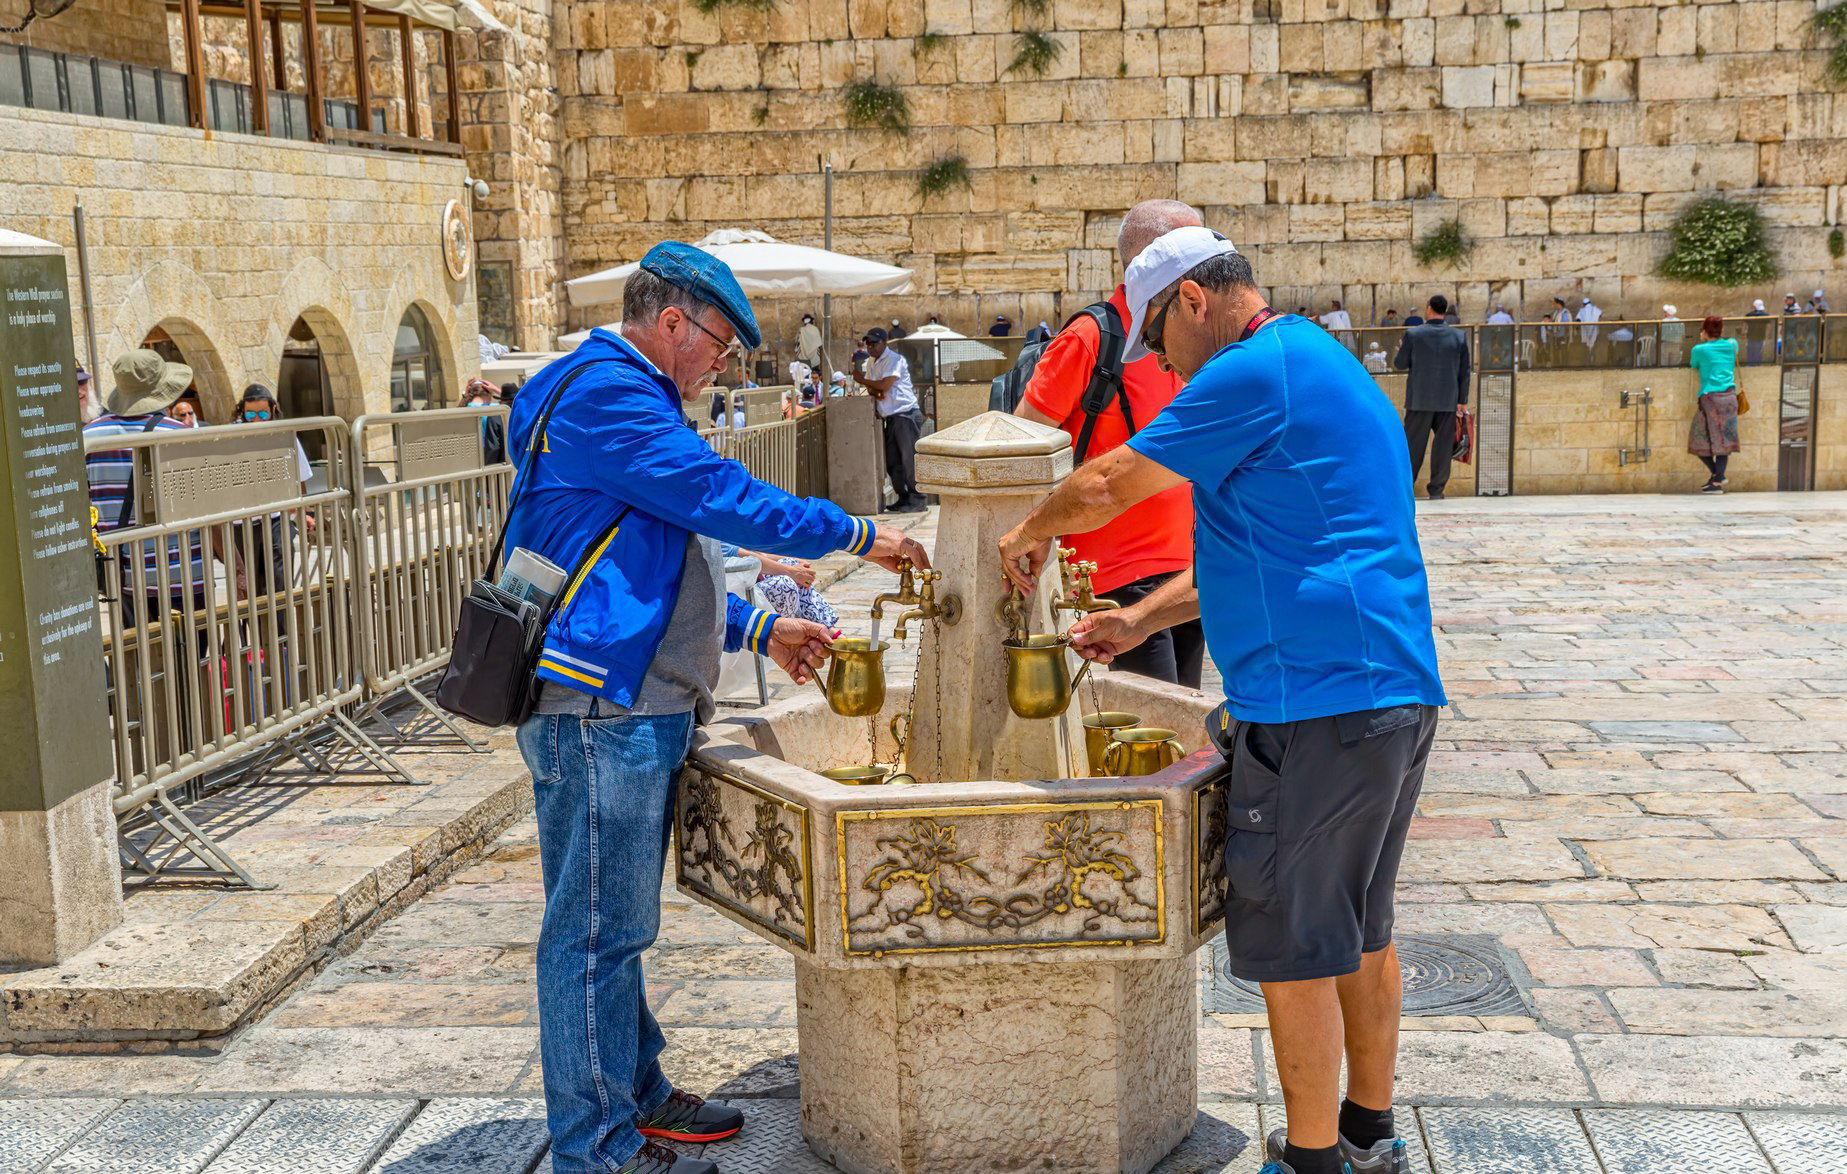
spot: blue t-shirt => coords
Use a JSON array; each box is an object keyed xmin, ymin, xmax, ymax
[{"xmin": 1127, "ymin": 316, "xmax": 1447, "ymax": 724}]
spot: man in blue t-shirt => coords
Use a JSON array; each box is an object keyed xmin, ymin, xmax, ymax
[{"xmin": 999, "ymin": 226, "xmax": 1446, "ymax": 1174}]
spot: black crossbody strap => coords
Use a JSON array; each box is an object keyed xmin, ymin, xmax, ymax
[
  {"xmin": 1072, "ymin": 301, "xmax": 1128, "ymax": 465},
  {"xmin": 484, "ymin": 360, "xmax": 603, "ymax": 575}
]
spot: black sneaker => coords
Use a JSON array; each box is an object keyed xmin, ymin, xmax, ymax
[
  {"xmin": 638, "ymin": 1089, "xmax": 744, "ymax": 1143},
  {"xmin": 615, "ymin": 1140, "xmax": 716, "ymax": 1174},
  {"xmin": 891, "ymin": 499, "xmax": 928, "ymax": 513},
  {"xmin": 1700, "ymin": 481, "xmax": 1724, "ymax": 494}
]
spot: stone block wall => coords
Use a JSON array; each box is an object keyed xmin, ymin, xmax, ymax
[
  {"xmin": 1508, "ymin": 365, "xmax": 1781, "ymax": 494},
  {"xmin": 550, "ymin": 0, "xmax": 1846, "ymax": 351},
  {"xmin": 1, "ymin": 108, "xmax": 478, "ymax": 420},
  {"xmin": 456, "ymin": 0, "xmax": 565, "ymax": 350}
]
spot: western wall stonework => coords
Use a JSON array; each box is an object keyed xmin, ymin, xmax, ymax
[{"xmin": 539, "ymin": 0, "xmax": 1845, "ymax": 342}]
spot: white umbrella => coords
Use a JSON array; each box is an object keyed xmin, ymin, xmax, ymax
[
  {"xmin": 565, "ymin": 228, "xmax": 915, "ymax": 309},
  {"xmin": 557, "ymin": 323, "xmax": 612, "ymax": 349}
]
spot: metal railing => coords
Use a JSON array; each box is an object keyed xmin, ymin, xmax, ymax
[
  {"xmin": 94, "ymin": 418, "xmax": 361, "ymax": 888},
  {"xmin": 349, "ymin": 409, "xmax": 512, "ymax": 752},
  {"xmin": 707, "ymin": 417, "xmax": 799, "ymax": 493},
  {"xmin": 88, "ymin": 410, "xmax": 514, "ymax": 889}
]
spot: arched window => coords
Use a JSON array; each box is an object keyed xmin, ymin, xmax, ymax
[{"xmin": 390, "ymin": 305, "xmax": 440, "ymax": 412}]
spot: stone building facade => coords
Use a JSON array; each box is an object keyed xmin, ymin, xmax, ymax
[
  {"xmin": 0, "ymin": 108, "xmax": 477, "ymax": 421},
  {"xmin": 529, "ymin": 0, "xmax": 1844, "ymax": 347}
]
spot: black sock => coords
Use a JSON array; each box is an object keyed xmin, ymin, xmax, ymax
[
  {"xmin": 1339, "ymin": 1098, "xmax": 1395, "ymax": 1149},
  {"xmin": 1283, "ymin": 1141, "xmax": 1346, "ymax": 1174}
]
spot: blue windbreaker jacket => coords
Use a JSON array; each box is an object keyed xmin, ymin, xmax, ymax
[{"xmin": 503, "ymin": 330, "xmax": 876, "ymax": 705}]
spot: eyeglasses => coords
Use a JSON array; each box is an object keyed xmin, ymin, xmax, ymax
[
  {"xmin": 245, "ymin": 409, "xmax": 272, "ymax": 420},
  {"xmin": 681, "ymin": 312, "xmax": 739, "ymax": 359},
  {"xmin": 1141, "ymin": 288, "xmax": 1182, "ymax": 358}
]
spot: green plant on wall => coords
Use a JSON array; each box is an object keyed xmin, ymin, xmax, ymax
[
  {"xmin": 917, "ymin": 30, "xmax": 946, "ymax": 55},
  {"xmin": 843, "ymin": 79, "xmax": 910, "ymax": 134},
  {"xmin": 693, "ymin": 0, "xmax": 774, "ymax": 11},
  {"xmin": 1830, "ymin": 227, "xmax": 1845, "ymax": 260},
  {"xmin": 1008, "ymin": 31, "xmax": 1062, "ymax": 77},
  {"xmin": 1010, "ymin": 0, "xmax": 1049, "ymax": 16},
  {"xmin": 1656, "ymin": 197, "xmax": 1780, "ymax": 287},
  {"xmin": 917, "ymin": 156, "xmax": 973, "ymax": 200},
  {"xmin": 1414, "ymin": 218, "xmax": 1475, "ymax": 269},
  {"xmin": 1815, "ymin": 1, "xmax": 1847, "ymax": 86}
]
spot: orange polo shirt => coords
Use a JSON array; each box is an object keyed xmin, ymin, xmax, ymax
[{"xmin": 1021, "ymin": 285, "xmax": 1195, "ymax": 595}]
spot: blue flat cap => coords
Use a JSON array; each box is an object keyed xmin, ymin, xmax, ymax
[{"xmin": 638, "ymin": 241, "xmax": 762, "ymax": 350}]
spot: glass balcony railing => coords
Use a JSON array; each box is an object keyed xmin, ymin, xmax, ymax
[{"xmin": 4, "ymin": 44, "xmax": 383, "ymax": 139}]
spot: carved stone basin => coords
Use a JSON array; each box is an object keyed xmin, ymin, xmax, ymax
[
  {"xmin": 684, "ymin": 674, "xmax": 1228, "ymax": 1174},
  {"xmin": 674, "ymin": 413, "xmax": 1233, "ymax": 1174}
]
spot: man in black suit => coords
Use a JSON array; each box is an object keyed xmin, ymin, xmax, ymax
[{"xmin": 1393, "ymin": 294, "xmax": 1471, "ymax": 500}]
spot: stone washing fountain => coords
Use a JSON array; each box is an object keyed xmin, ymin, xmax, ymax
[{"xmin": 676, "ymin": 413, "xmax": 1230, "ymax": 1174}]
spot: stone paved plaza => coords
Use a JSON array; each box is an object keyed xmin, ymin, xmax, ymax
[{"xmin": 5, "ymin": 492, "xmax": 1847, "ymax": 1172}]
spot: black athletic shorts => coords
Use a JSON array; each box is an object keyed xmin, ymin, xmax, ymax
[{"xmin": 1209, "ymin": 702, "xmax": 1438, "ymax": 984}]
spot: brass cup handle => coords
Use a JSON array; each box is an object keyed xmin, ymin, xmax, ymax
[
  {"xmin": 1159, "ymin": 737, "xmax": 1186, "ymax": 764},
  {"xmin": 1103, "ymin": 739, "xmax": 1125, "ymax": 776},
  {"xmin": 1070, "ymin": 656, "xmax": 1092, "ymax": 691}
]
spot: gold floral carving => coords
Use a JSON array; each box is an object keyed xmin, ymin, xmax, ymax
[
  {"xmin": 676, "ymin": 766, "xmax": 813, "ymax": 949},
  {"xmin": 838, "ymin": 801, "xmax": 1165, "ymax": 956}
]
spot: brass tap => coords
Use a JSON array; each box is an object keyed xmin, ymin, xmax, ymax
[
  {"xmin": 1054, "ymin": 559, "xmax": 1120, "ymax": 617},
  {"xmin": 869, "ymin": 562, "xmax": 921, "ymax": 623},
  {"xmin": 1055, "ymin": 545, "xmax": 1079, "ymax": 595},
  {"xmin": 894, "ymin": 570, "xmax": 961, "ymax": 640}
]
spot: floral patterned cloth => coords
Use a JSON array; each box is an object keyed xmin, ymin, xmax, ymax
[
  {"xmin": 1687, "ymin": 390, "xmax": 1740, "ymax": 457},
  {"xmin": 755, "ymin": 573, "xmax": 839, "ymax": 627}
]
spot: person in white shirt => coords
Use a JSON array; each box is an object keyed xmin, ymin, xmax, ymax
[
  {"xmin": 1362, "ymin": 341, "xmax": 1389, "ymax": 374},
  {"xmin": 853, "ymin": 327, "xmax": 925, "ymax": 512},
  {"xmin": 1486, "ymin": 305, "xmax": 1514, "ymax": 325},
  {"xmin": 1577, "ymin": 296, "xmax": 1603, "ymax": 354},
  {"xmin": 797, "ymin": 313, "xmax": 824, "ymax": 371},
  {"xmin": 1318, "ymin": 299, "xmax": 1356, "ymax": 354},
  {"xmin": 1659, "ymin": 304, "xmax": 1686, "ymax": 365}
]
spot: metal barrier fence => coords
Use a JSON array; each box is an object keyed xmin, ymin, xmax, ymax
[
  {"xmin": 708, "ymin": 416, "xmax": 799, "ymax": 492},
  {"xmin": 88, "ymin": 409, "xmax": 513, "ymax": 889},
  {"xmin": 93, "ymin": 418, "xmax": 362, "ymax": 888},
  {"xmin": 349, "ymin": 409, "xmax": 513, "ymax": 753}
]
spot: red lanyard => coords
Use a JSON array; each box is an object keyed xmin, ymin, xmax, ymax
[{"xmin": 1240, "ymin": 307, "xmax": 1280, "ymax": 341}]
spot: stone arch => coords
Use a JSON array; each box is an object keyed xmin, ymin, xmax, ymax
[
  {"xmin": 380, "ymin": 263, "xmax": 466, "ymax": 409},
  {"xmin": 107, "ymin": 261, "xmax": 239, "ymax": 415},
  {"xmin": 261, "ymin": 257, "xmax": 366, "ymax": 420}
]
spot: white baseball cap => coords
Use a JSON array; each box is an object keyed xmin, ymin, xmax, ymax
[
  {"xmin": 1816, "ymin": 289, "xmax": 1826, "ymax": 298},
  {"xmin": 1122, "ymin": 226, "xmax": 1242, "ymax": 362},
  {"xmin": 1663, "ymin": 304, "xmax": 1676, "ymax": 315},
  {"xmin": 1754, "ymin": 299, "xmax": 1766, "ymax": 311}
]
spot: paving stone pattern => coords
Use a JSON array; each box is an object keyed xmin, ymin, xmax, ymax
[{"xmin": 6, "ymin": 493, "xmax": 1847, "ymax": 1169}]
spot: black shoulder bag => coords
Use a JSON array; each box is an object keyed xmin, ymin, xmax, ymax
[{"xmin": 435, "ymin": 363, "xmax": 630, "ymax": 728}]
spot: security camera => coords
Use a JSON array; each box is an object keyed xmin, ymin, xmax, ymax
[{"xmin": 463, "ymin": 176, "xmax": 489, "ymax": 200}]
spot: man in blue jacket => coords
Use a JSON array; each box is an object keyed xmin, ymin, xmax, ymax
[{"xmin": 507, "ymin": 241, "xmax": 929, "ymax": 1174}]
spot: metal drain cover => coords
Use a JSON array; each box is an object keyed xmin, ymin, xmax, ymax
[{"xmin": 1205, "ymin": 933, "xmax": 1529, "ymax": 1017}]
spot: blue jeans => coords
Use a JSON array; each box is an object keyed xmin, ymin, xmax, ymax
[{"xmin": 518, "ymin": 705, "xmax": 695, "ymax": 1173}]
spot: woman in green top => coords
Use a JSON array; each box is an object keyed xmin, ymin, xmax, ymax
[{"xmin": 1687, "ymin": 315, "xmax": 1740, "ymax": 493}]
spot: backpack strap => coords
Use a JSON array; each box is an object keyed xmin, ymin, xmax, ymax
[{"xmin": 1071, "ymin": 301, "xmax": 1130, "ymax": 465}]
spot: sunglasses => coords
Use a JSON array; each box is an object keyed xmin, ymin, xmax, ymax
[
  {"xmin": 244, "ymin": 409, "xmax": 272, "ymax": 420},
  {"xmin": 1141, "ymin": 288, "xmax": 1183, "ymax": 358}
]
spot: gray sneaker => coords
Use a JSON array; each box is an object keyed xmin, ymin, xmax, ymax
[
  {"xmin": 1339, "ymin": 1132, "xmax": 1411, "ymax": 1174},
  {"xmin": 1261, "ymin": 1128, "xmax": 1355, "ymax": 1174}
]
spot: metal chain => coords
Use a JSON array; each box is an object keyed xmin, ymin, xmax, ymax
[
  {"xmin": 929, "ymin": 614, "xmax": 944, "ymax": 783},
  {"xmin": 867, "ymin": 713, "xmax": 878, "ymax": 768}
]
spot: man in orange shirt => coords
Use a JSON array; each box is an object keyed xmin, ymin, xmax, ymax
[{"xmin": 1014, "ymin": 199, "xmax": 1204, "ymax": 687}]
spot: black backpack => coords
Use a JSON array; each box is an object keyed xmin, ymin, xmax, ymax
[{"xmin": 987, "ymin": 301, "xmax": 1134, "ymax": 463}]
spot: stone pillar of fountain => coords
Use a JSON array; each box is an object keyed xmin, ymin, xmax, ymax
[{"xmin": 906, "ymin": 411, "xmax": 1088, "ymax": 784}]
